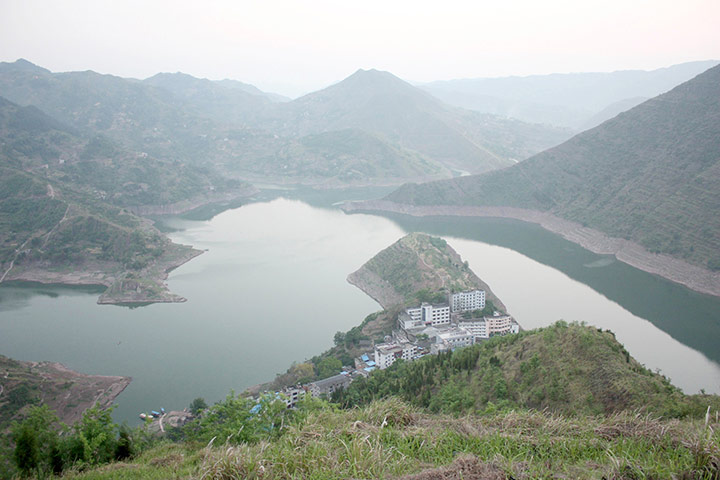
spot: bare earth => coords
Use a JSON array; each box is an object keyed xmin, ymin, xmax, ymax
[
  {"xmin": 0, "ymin": 355, "xmax": 131, "ymax": 428},
  {"xmin": 341, "ymin": 200, "xmax": 720, "ymax": 298},
  {"xmin": 3, "ymin": 243, "xmax": 203, "ymax": 305}
]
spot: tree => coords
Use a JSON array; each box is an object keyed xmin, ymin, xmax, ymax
[
  {"xmin": 13, "ymin": 423, "xmax": 38, "ymax": 477},
  {"xmin": 317, "ymin": 357, "xmax": 342, "ymax": 379},
  {"xmin": 12, "ymin": 404, "xmax": 64, "ymax": 477},
  {"xmin": 115, "ymin": 426, "xmax": 133, "ymax": 460},
  {"xmin": 333, "ymin": 331, "xmax": 346, "ymax": 346},
  {"xmin": 189, "ymin": 397, "xmax": 208, "ymax": 416},
  {"xmin": 71, "ymin": 404, "xmax": 118, "ymax": 465}
]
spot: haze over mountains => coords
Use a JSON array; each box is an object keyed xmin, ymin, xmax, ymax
[
  {"xmin": 421, "ymin": 60, "xmax": 719, "ymax": 129},
  {"xmin": 1, "ymin": 58, "xmax": 718, "ymax": 301},
  {"xmin": 386, "ymin": 64, "xmax": 720, "ymax": 273}
]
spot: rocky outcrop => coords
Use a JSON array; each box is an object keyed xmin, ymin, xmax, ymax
[{"xmin": 0, "ymin": 355, "xmax": 131, "ymax": 428}]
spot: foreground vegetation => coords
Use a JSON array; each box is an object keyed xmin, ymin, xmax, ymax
[
  {"xmin": 5, "ymin": 323, "xmax": 720, "ymax": 479},
  {"xmin": 14, "ymin": 398, "xmax": 719, "ymax": 480}
]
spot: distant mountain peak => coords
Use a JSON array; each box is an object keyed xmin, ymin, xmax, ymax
[{"xmin": 0, "ymin": 58, "xmax": 50, "ymax": 74}]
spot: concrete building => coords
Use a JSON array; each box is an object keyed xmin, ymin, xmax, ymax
[
  {"xmin": 487, "ymin": 314, "xmax": 519, "ymax": 336},
  {"xmin": 405, "ymin": 302, "xmax": 450, "ymax": 327},
  {"xmin": 436, "ymin": 327, "xmax": 474, "ymax": 351},
  {"xmin": 374, "ymin": 342, "xmax": 419, "ymax": 369},
  {"xmin": 280, "ymin": 387, "xmax": 306, "ymax": 408},
  {"xmin": 398, "ymin": 311, "xmax": 424, "ymax": 330},
  {"xmin": 308, "ymin": 373, "xmax": 352, "ymax": 398},
  {"xmin": 450, "ymin": 290, "xmax": 486, "ymax": 313},
  {"xmin": 458, "ymin": 314, "xmax": 519, "ymax": 341},
  {"xmin": 457, "ymin": 319, "xmax": 488, "ymax": 340}
]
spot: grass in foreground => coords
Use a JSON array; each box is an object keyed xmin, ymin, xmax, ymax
[{"xmin": 62, "ymin": 398, "xmax": 720, "ymax": 480}]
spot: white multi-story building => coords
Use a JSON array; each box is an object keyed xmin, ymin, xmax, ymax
[
  {"xmin": 398, "ymin": 311, "xmax": 424, "ymax": 330},
  {"xmin": 458, "ymin": 319, "xmax": 488, "ymax": 339},
  {"xmin": 374, "ymin": 342, "xmax": 419, "ymax": 369},
  {"xmin": 458, "ymin": 314, "xmax": 519, "ymax": 341},
  {"xmin": 280, "ymin": 387, "xmax": 306, "ymax": 408},
  {"xmin": 404, "ymin": 303, "xmax": 450, "ymax": 327},
  {"xmin": 450, "ymin": 290, "xmax": 486, "ymax": 313},
  {"xmin": 436, "ymin": 327, "xmax": 474, "ymax": 349}
]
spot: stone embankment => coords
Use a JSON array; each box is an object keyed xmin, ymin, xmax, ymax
[{"xmin": 341, "ymin": 200, "xmax": 720, "ymax": 298}]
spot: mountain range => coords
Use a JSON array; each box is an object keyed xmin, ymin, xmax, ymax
[
  {"xmin": 380, "ymin": 64, "xmax": 720, "ymax": 286},
  {"xmin": 2, "ymin": 58, "xmax": 718, "ymax": 300},
  {"xmin": 421, "ymin": 60, "xmax": 719, "ymax": 129}
]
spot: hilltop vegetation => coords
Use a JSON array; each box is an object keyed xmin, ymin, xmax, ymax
[
  {"xmin": 388, "ymin": 64, "xmax": 720, "ymax": 273},
  {"xmin": 348, "ymin": 232, "xmax": 505, "ymax": 310},
  {"xmin": 10, "ymin": 324, "xmax": 720, "ymax": 480},
  {"xmin": 334, "ymin": 322, "xmax": 720, "ymax": 418},
  {"xmin": 0, "ymin": 60, "xmax": 570, "ymax": 187}
]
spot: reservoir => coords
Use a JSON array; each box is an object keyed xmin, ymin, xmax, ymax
[{"xmin": 1, "ymin": 191, "xmax": 719, "ymax": 424}]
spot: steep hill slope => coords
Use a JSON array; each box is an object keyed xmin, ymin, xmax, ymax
[
  {"xmin": 422, "ymin": 60, "xmax": 719, "ymax": 128},
  {"xmin": 0, "ymin": 96, "xmax": 248, "ymax": 210},
  {"xmin": 0, "ymin": 164, "xmax": 201, "ymax": 303},
  {"xmin": 382, "ymin": 65, "xmax": 720, "ymax": 284},
  {"xmin": 262, "ymin": 69, "xmax": 571, "ymax": 174},
  {"xmin": 336, "ymin": 322, "xmax": 719, "ymax": 418},
  {"xmin": 0, "ymin": 355, "xmax": 130, "ymax": 431},
  {"xmin": 210, "ymin": 127, "xmax": 451, "ymax": 186},
  {"xmin": 0, "ymin": 97, "xmax": 208, "ymax": 303},
  {"xmin": 38, "ymin": 324, "xmax": 720, "ymax": 480},
  {"xmin": 143, "ymin": 72, "xmax": 272, "ymax": 125},
  {"xmin": 348, "ymin": 232, "xmax": 505, "ymax": 311}
]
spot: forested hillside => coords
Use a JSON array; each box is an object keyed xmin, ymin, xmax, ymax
[{"xmin": 388, "ymin": 64, "xmax": 720, "ymax": 271}]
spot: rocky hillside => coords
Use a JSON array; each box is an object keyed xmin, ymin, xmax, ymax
[
  {"xmin": 0, "ymin": 354, "xmax": 130, "ymax": 431},
  {"xmin": 347, "ymin": 232, "xmax": 505, "ymax": 311},
  {"xmin": 385, "ymin": 64, "xmax": 720, "ymax": 276}
]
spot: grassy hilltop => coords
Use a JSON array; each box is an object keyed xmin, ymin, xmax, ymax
[{"xmin": 26, "ymin": 323, "xmax": 720, "ymax": 480}]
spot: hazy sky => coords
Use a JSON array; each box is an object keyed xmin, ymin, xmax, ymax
[{"xmin": 1, "ymin": 0, "xmax": 719, "ymax": 97}]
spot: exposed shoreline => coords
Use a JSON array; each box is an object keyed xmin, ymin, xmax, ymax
[
  {"xmin": 0, "ymin": 355, "xmax": 132, "ymax": 427},
  {"xmin": 341, "ymin": 200, "xmax": 720, "ymax": 298},
  {"xmin": 126, "ymin": 186, "xmax": 259, "ymax": 216},
  {"xmin": 3, "ymin": 244, "xmax": 204, "ymax": 305}
]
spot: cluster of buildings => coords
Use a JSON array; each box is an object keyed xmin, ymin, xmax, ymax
[
  {"xmin": 375, "ymin": 289, "xmax": 519, "ymax": 371},
  {"xmin": 272, "ymin": 289, "xmax": 519, "ymax": 408}
]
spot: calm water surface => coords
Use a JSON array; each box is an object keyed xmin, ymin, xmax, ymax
[{"xmin": 1, "ymin": 194, "xmax": 719, "ymax": 424}]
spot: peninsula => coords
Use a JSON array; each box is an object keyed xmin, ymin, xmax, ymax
[
  {"xmin": 342, "ymin": 64, "xmax": 720, "ymax": 298},
  {"xmin": 0, "ymin": 354, "xmax": 131, "ymax": 430}
]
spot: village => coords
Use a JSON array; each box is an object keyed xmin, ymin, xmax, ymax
[{"xmin": 275, "ymin": 289, "xmax": 520, "ymax": 408}]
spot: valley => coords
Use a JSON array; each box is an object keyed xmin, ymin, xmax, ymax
[{"xmin": 1, "ymin": 193, "xmax": 719, "ymax": 428}]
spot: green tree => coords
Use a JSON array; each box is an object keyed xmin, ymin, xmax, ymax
[
  {"xmin": 69, "ymin": 404, "xmax": 118, "ymax": 465},
  {"xmin": 115, "ymin": 426, "xmax": 133, "ymax": 460},
  {"xmin": 13, "ymin": 423, "xmax": 38, "ymax": 477},
  {"xmin": 189, "ymin": 397, "xmax": 208, "ymax": 416},
  {"xmin": 11, "ymin": 404, "xmax": 64, "ymax": 477},
  {"xmin": 317, "ymin": 357, "xmax": 342, "ymax": 379}
]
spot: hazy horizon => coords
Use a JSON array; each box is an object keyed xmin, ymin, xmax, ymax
[{"xmin": 2, "ymin": 0, "xmax": 719, "ymax": 97}]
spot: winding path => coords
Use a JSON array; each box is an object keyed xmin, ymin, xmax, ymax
[{"xmin": 0, "ymin": 204, "xmax": 70, "ymax": 284}]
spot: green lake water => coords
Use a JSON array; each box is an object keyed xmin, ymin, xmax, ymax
[{"xmin": 1, "ymin": 192, "xmax": 719, "ymax": 424}]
